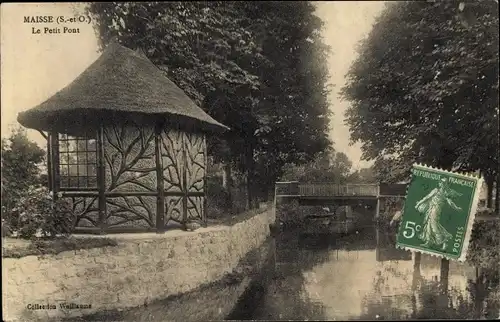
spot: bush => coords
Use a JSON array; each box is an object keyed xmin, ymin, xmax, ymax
[
  {"xmin": 1, "ymin": 127, "xmax": 47, "ymax": 233},
  {"xmin": 206, "ymin": 176, "xmax": 232, "ymax": 217},
  {"xmin": 206, "ymin": 175, "xmax": 249, "ymax": 219},
  {"xmin": 7, "ymin": 185, "xmax": 74, "ymax": 239},
  {"xmin": 1, "ymin": 218, "xmax": 13, "ymax": 237},
  {"xmin": 467, "ymin": 218, "xmax": 500, "ymax": 269}
]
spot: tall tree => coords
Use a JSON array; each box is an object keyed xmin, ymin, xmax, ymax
[
  {"xmin": 236, "ymin": 1, "xmax": 332, "ymax": 203},
  {"xmin": 86, "ymin": 2, "xmax": 332, "ymax": 208},
  {"xmin": 341, "ymin": 1, "xmax": 499, "ymax": 191}
]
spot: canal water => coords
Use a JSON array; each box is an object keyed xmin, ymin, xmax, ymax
[
  {"xmin": 229, "ymin": 224, "xmax": 499, "ymax": 320},
  {"xmin": 64, "ymin": 223, "xmax": 498, "ymax": 321}
]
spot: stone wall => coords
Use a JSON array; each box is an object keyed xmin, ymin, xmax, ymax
[{"xmin": 2, "ymin": 208, "xmax": 274, "ymax": 322}]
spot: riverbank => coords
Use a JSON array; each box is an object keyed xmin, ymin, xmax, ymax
[
  {"xmin": 63, "ymin": 237, "xmax": 276, "ymax": 322},
  {"xmin": 2, "ymin": 206, "xmax": 274, "ymax": 322}
]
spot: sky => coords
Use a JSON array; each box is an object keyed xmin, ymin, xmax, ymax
[{"xmin": 1, "ymin": 2, "xmax": 385, "ymax": 170}]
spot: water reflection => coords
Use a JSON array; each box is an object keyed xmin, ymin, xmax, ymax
[
  {"xmin": 375, "ymin": 225, "xmax": 412, "ymax": 262},
  {"xmin": 245, "ymin": 224, "xmax": 498, "ymax": 321}
]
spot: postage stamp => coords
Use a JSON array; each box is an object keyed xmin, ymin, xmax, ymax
[{"xmin": 396, "ymin": 164, "xmax": 483, "ymax": 261}]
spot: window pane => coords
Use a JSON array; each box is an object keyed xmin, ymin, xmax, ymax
[
  {"xmin": 87, "ymin": 152, "xmax": 97, "ymax": 164},
  {"xmin": 88, "ymin": 177, "xmax": 97, "ymax": 187},
  {"xmin": 77, "ymin": 152, "xmax": 87, "ymax": 163},
  {"xmin": 87, "ymin": 139, "xmax": 97, "ymax": 151},
  {"xmin": 78, "ymin": 177, "xmax": 88, "ymax": 187},
  {"xmin": 78, "ymin": 165, "xmax": 87, "ymax": 176},
  {"xmin": 60, "ymin": 140, "xmax": 70, "ymax": 152},
  {"xmin": 87, "ymin": 165, "xmax": 97, "ymax": 176},
  {"xmin": 60, "ymin": 166, "xmax": 69, "ymax": 176},
  {"xmin": 59, "ymin": 152, "xmax": 69, "ymax": 165},
  {"xmin": 57, "ymin": 134, "xmax": 98, "ymax": 189},
  {"xmin": 60, "ymin": 176, "xmax": 69, "ymax": 187},
  {"xmin": 68, "ymin": 165, "xmax": 78, "ymax": 176},
  {"xmin": 67, "ymin": 152, "xmax": 78, "ymax": 165},
  {"xmin": 68, "ymin": 177, "xmax": 79, "ymax": 187},
  {"xmin": 64, "ymin": 140, "xmax": 77, "ymax": 152}
]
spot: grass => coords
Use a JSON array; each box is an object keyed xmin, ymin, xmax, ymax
[
  {"xmin": 2, "ymin": 236, "xmax": 118, "ymax": 258},
  {"xmin": 208, "ymin": 203, "xmax": 271, "ymax": 227}
]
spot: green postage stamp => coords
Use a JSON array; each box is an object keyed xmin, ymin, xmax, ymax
[{"xmin": 396, "ymin": 164, "xmax": 483, "ymax": 261}]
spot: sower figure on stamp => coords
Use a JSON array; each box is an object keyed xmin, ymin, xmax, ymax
[{"xmin": 415, "ymin": 178, "xmax": 462, "ymax": 250}]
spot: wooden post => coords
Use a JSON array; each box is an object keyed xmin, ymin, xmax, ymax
[
  {"xmin": 474, "ymin": 266, "xmax": 485, "ymax": 319},
  {"xmin": 440, "ymin": 258, "xmax": 450, "ymax": 294},
  {"xmin": 495, "ymin": 174, "xmax": 499, "ymax": 216},
  {"xmin": 412, "ymin": 252, "xmax": 422, "ymax": 290},
  {"xmin": 410, "ymin": 252, "xmax": 422, "ymax": 318},
  {"xmin": 375, "ymin": 185, "xmax": 381, "ymax": 220},
  {"xmin": 97, "ymin": 127, "xmax": 107, "ymax": 234},
  {"xmin": 50, "ymin": 132, "xmax": 60, "ymax": 195},
  {"xmin": 49, "ymin": 132, "xmax": 60, "ymax": 228},
  {"xmin": 47, "ymin": 132, "xmax": 53, "ymax": 192},
  {"xmin": 154, "ymin": 124, "xmax": 165, "ymax": 233},
  {"xmin": 375, "ymin": 224, "xmax": 380, "ymax": 261},
  {"xmin": 182, "ymin": 133, "xmax": 188, "ymax": 230},
  {"xmin": 203, "ymin": 134, "xmax": 208, "ymax": 227},
  {"xmin": 273, "ymin": 185, "xmax": 278, "ymax": 227}
]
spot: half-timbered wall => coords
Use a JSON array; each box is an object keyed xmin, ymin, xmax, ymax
[
  {"xmin": 161, "ymin": 128, "xmax": 206, "ymax": 227},
  {"xmin": 57, "ymin": 121, "xmax": 207, "ymax": 232},
  {"xmin": 103, "ymin": 122, "xmax": 158, "ymax": 229}
]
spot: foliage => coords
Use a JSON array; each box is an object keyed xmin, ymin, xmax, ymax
[
  {"xmin": 467, "ymin": 218, "xmax": 500, "ymax": 269},
  {"xmin": 2, "ymin": 236, "xmax": 118, "ymax": 258},
  {"xmin": 416, "ymin": 279, "xmax": 475, "ymax": 319},
  {"xmin": 372, "ymin": 157, "xmax": 412, "ymax": 183},
  {"xmin": 276, "ymin": 200, "xmax": 302, "ymax": 227},
  {"xmin": 486, "ymin": 283, "xmax": 500, "ymax": 317},
  {"xmin": 2, "ymin": 127, "xmax": 45, "ymax": 215},
  {"xmin": 342, "ymin": 1, "xmax": 499, "ymax": 183},
  {"xmin": 86, "ymin": 2, "xmax": 332, "ymax": 207},
  {"xmin": 348, "ymin": 166, "xmax": 377, "ymax": 183},
  {"xmin": 280, "ymin": 147, "xmax": 353, "ymax": 183},
  {"xmin": 207, "ymin": 170, "xmax": 253, "ymax": 219},
  {"xmin": 7, "ymin": 186, "xmax": 74, "ymax": 239},
  {"xmin": 1, "ymin": 127, "xmax": 46, "ymax": 232},
  {"xmin": 465, "ymin": 211, "xmax": 500, "ymax": 318}
]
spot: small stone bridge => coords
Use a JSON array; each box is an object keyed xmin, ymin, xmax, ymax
[{"xmin": 274, "ymin": 181, "xmax": 408, "ymax": 224}]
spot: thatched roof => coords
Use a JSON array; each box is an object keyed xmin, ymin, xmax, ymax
[{"xmin": 17, "ymin": 42, "xmax": 228, "ymax": 135}]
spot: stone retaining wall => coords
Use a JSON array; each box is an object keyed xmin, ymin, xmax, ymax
[{"xmin": 2, "ymin": 208, "xmax": 274, "ymax": 322}]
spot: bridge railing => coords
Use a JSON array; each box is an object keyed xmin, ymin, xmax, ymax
[{"xmin": 298, "ymin": 184, "xmax": 379, "ymax": 197}]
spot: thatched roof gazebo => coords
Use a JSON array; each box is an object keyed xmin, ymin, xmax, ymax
[{"xmin": 17, "ymin": 42, "xmax": 228, "ymax": 233}]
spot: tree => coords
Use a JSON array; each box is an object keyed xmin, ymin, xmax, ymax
[
  {"xmin": 86, "ymin": 2, "xmax": 332, "ymax": 208},
  {"xmin": 342, "ymin": 1, "xmax": 499, "ymax": 192},
  {"xmin": 348, "ymin": 166, "xmax": 377, "ymax": 184},
  {"xmin": 1, "ymin": 127, "xmax": 46, "ymax": 231},
  {"xmin": 280, "ymin": 147, "xmax": 353, "ymax": 183},
  {"xmin": 236, "ymin": 1, "xmax": 332, "ymax": 203}
]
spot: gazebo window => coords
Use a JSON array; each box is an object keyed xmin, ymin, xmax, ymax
[{"xmin": 58, "ymin": 134, "xmax": 98, "ymax": 189}]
